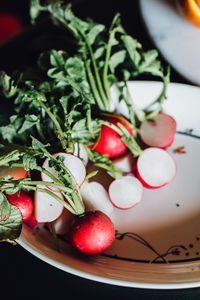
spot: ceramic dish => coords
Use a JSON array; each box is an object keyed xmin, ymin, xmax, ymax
[
  {"xmin": 17, "ymin": 80, "xmax": 200, "ymax": 289},
  {"xmin": 139, "ymin": 0, "xmax": 200, "ymax": 86}
]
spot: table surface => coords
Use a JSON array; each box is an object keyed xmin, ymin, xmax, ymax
[{"xmin": 0, "ymin": 0, "xmax": 199, "ymax": 298}]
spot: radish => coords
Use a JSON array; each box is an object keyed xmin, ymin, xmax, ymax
[
  {"xmin": 48, "ymin": 209, "xmax": 74, "ymax": 235},
  {"xmin": 0, "ymin": 13, "xmax": 22, "ymax": 43},
  {"xmin": 24, "ymin": 213, "xmax": 39, "ymax": 229},
  {"xmin": 69, "ymin": 210, "xmax": 115, "ymax": 255},
  {"xmin": 108, "ymin": 176, "xmax": 143, "ymax": 209},
  {"xmin": 0, "ymin": 166, "xmax": 28, "ymax": 180},
  {"xmin": 5, "ymin": 191, "xmax": 34, "ymax": 221},
  {"xmin": 136, "ymin": 147, "xmax": 176, "ymax": 188},
  {"xmin": 140, "ymin": 112, "xmax": 176, "ymax": 148},
  {"xmin": 73, "ymin": 143, "xmax": 88, "ymax": 166},
  {"xmin": 112, "ymin": 151, "xmax": 135, "ymax": 174},
  {"xmin": 34, "ymin": 186, "xmax": 64, "ymax": 223},
  {"xmin": 80, "ymin": 181, "xmax": 114, "ymax": 216},
  {"xmin": 41, "ymin": 153, "xmax": 86, "ymax": 192},
  {"xmin": 93, "ymin": 114, "xmax": 133, "ymax": 158}
]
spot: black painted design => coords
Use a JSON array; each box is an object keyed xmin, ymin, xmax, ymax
[{"xmin": 115, "ymin": 230, "xmax": 187, "ymax": 263}]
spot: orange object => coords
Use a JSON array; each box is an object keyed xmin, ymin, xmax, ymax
[{"xmin": 176, "ymin": 0, "xmax": 200, "ymax": 28}]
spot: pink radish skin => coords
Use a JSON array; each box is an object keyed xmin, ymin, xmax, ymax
[
  {"xmin": 41, "ymin": 153, "xmax": 86, "ymax": 192},
  {"xmin": 93, "ymin": 114, "xmax": 133, "ymax": 158},
  {"xmin": 108, "ymin": 176, "xmax": 143, "ymax": 209},
  {"xmin": 140, "ymin": 113, "xmax": 176, "ymax": 149},
  {"xmin": 112, "ymin": 151, "xmax": 135, "ymax": 174},
  {"xmin": 24, "ymin": 213, "xmax": 39, "ymax": 229},
  {"xmin": 34, "ymin": 186, "xmax": 64, "ymax": 223},
  {"xmin": 80, "ymin": 181, "xmax": 114, "ymax": 217},
  {"xmin": 6, "ymin": 191, "xmax": 34, "ymax": 221},
  {"xmin": 48, "ymin": 209, "xmax": 74, "ymax": 235},
  {"xmin": 136, "ymin": 148, "xmax": 176, "ymax": 189},
  {"xmin": 69, "ymin": 210, "xmax": 115, "ymax": 255}
]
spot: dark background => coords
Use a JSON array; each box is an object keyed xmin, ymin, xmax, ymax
[{"xmin": 0, "ymin": 0, "xmax": 198, "ymax": 299}]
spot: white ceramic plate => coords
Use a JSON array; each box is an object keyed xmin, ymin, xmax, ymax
[
  {"xmin": 18, "ymin": 81, "xmax": 200, "ymax": 289},
  {"xmin": 139, "ymin": 0, "xmax": 200, "ymax": 86}
]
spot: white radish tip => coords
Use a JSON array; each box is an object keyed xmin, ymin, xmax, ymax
[
  {"xmin": 41, "ymin": 152, "xmax": 86, "ymax": 191},
  {"xmin": 108, "ymin": 176, "xmax": 143, "ymax": 209},
  {"xmin": 80, "ymin": 181, "xmax": 114, "ymax": 216},
  {"xmin": 137, "ymin": 147, "xmax": 176, "ymax": 188},
  {"xmin": 112, "ymin": 151, "xmax": 135, "ymax": 174}
]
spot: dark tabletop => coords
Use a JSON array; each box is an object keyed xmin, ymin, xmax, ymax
[{"xmin": 0, "ymin": 1, "xmax": 199, "ymax": 299}]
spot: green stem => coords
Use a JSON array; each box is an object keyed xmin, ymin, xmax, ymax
[
  {"xmin": 8, "ymin": 162, "xmax": 65, "ymax": 187},
  {"xmin": 101, "ymin": 120, "xmax": 142, "ymax": 157},
  {"xmin": 24, "ymin": 185, "xmax": 76, "ymax": 214},
  {"xmin": 103, "ymin": 27, "xmax": 119, "ymax": 100},
  {"xmin": 85, "ymin": 59, "xmax": 105, "ymax": 110},
  {"xmin": 51, "ymin": 221, "xmax": 60, "ymax": 252},
  {"xmin": 38, "ymin": 100, "xmax": 68, "ymax": 152},
  {"xmin": 46, "ymin": 153, "xmax": 85, "ymax": 215},
  {"xmin": 23, "ymin": 180, "xmax": 73, "ymax": 194},
  {"xmin": 80, "ymin": 32, "xmax": 108, "ymax": 110}
]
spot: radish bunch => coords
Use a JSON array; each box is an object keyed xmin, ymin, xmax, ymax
[{"xmin": 2, "ymin": 111, "xmax": 177, "ymax": 256}]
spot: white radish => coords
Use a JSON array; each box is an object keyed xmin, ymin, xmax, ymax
[
  {"xmin": 140, "ymin": 112, "xmax": 176, "ymax": 149},
  {"xmin": 80, "ymin": 181, "xmax": 114, "ymax": 216},
  {"xmin": 41, "ymin": 153, "xmax": 86, "ymax": 192},
  {"xmin": 108, "ymin": 176, "xmax": 143, "ymax": 209},
  {"xmin": 34, "ymin": 186, "xmax": 64, "ymax": 223},
  {"xmin": 73, "ymin": 143, "xmax": 88, "ymax": 166},
  {"xmin": 112, "ymin": 151, "xmax": 135, "ymax": 174},
  {"xmin": 136, "ymin": 147, "xmax": 176, "ymax": 188}
]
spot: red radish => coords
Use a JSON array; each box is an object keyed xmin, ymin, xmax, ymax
[
  {"xmin": 41, "ymin": 153, "xmax": 86, "ymax": 192},
  {"xmin": 34, "ymin": 186, "xmax": 64, "ymax": 223},
  {"xmin": 80, "ymin": 181, "xmax": 114, "ymax": 216},
  {"xmin": 140, "ymin": 112, "xmax": 176, "ymax": 149},
  {"xmin": 0, "ymin": 14, "xmax": 22, "ymax": 43},
  {"xmin": 73, "ymin": 143, "xmax": 88, "ymax": 166},
  {"xmin": 6, "ymin": 191, "xmax": 34, "ymax": 221},
  {"xmin": 0, "ymin": 166, "xmax": 28, "ymax": 180},
  {"xmin": 136, "ymin": 147, "xmax": 176, "ymax": 189},
  {"xmin": 112, "ymin": 151, "xmax": 135, "ymax": 174},
  {"xmin": 48, "ymin": 209, "xmax": 74, "ymax": 235},
  {"xmin": 93, "ymin": 114, "xmax": 133, "ymax": 158},
  {"xmin": 24, "ymin": 213, "xmax": 38, "ymax": 229},
  {"xmin": 69, "ymin": 210, "xmax": 115, "ymax": 255},
  {"xmin": 108, "ymin": 176, "xmax": 143, "ymax": 209}
]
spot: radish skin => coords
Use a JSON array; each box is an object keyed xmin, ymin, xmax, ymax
[
  {"xmin": 69, "ymin": 210, "xmax": 115, "ymax": 255},
  {"xmin": 6, "ymin": 191, "xmax": 34, "ymax": 221},
  {"xmin": 24, "ymin": 213, "xmax": 39, "ymax": 228},
  {"xmin": 48, "ymin": 209, "xmax": 74, "ymax": 235},
  {"xmin": 0, "ymin": 166, "xmax": 28, "ymax": 180},
  {"xmin": 93, "ymin": 114, "xmax": 133, "ymax": 158}
]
